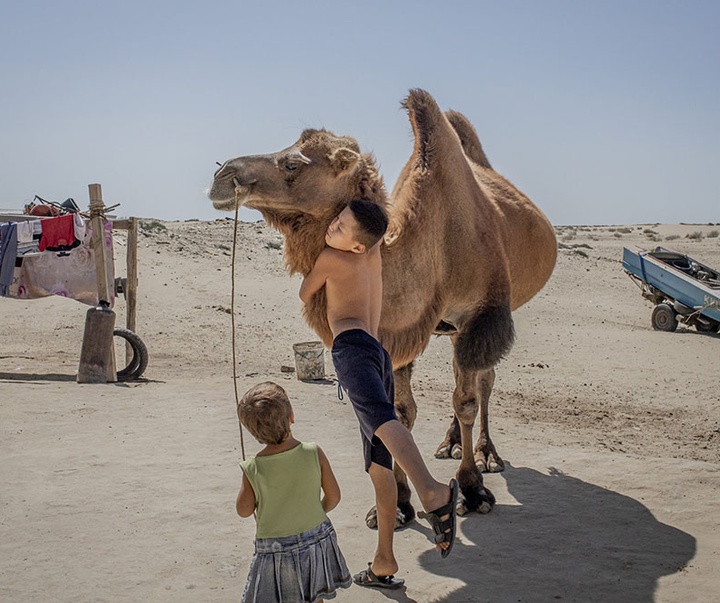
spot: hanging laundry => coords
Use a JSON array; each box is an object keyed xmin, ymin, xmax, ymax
[
  {"xmin": 0, "ymin": 222, "xmax": 18, "ymax": 296},
  {"xmin": 16, "ymin": 221, "xmax": 35, "ymax": 244},
  {"xmin": 39, "ymin": 214, "xmax": 80, "ymax": 252},
  {"xmin": 16, "ymin": 220, "xmax": 43, "ymax": 256},
  {"xmin": 73, "ymin": 213, "xmax": 86, "ymax": 241},
  {"xmin": 13, "ymin": 220, "xmax": 114, "ymax": 306}
]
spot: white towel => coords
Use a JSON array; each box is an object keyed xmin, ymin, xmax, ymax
[{"xmin": 17, "ymin": 221, "xmax": 35, "ymax": 243}]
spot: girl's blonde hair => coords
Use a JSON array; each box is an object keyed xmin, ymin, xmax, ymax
[{"xmin": 237, "ymin": 382, "xmax": 292, "ymax": 445}]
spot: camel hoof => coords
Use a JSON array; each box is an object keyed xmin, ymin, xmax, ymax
[
  {"xmin": 487, "ymin": 459, "xmax": 504, "ymax": 473},
  {"xmin": 394, "ymin": 509, "xmax": 409, "ymax": 530},
  {"xmin": 457, "ymin": 494, "xmax": 491, "ymax": 516},
  {"xmin": 365, "ymin": 506, "xmax": 409, "ymax": 530},
  {"xmin": 365, "ymin": 507, "xmax": 378, "ymax": 529},
  {"xmin": 434, "ymin": 444, "xmax": 452, "ymax": 459},
  {"xmin": 458, "ymin": 485, "xmax": 496, "ymax": 515},
  {"xmin": 477, "ymin": 498, "xmax": 493, "ymax": 514},
  {"xmin": 484, "ymin": 452, "xmax": 505, "ymax": 473},
  {"xmin": 475, "ymin": 457, "xmax": 488, "ymax": 472},
  {"xmin": 451, "ymin": 444, "xmax": 462, "ymax": 459}
]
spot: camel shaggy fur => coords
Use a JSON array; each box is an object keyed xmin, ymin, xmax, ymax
[{"xmin": 208, "ymin": 89, "xmax": 556, "ymax": 521}]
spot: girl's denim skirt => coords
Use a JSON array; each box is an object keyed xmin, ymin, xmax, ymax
[{"xmin": 242, "ymin": 519, "xmax": 352, "ymax": 603}]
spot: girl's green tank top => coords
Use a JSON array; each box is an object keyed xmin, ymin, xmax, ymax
[{"xmin": 240, "ymin": 442, "xmax": 328, "ymax": 538}]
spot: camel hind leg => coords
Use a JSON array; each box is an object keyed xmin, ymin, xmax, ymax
[
  {"xmin": 435, "ymin": 414, "xmax": 462, "ymax": 460},
  {"xmin": 434, "ymin": 368, "xmax": 504, "ymax": 474},
  {"xmin": 472, "ymin": 367, "xmax": 504, "ymax": 473},
  {"xmin": 437, "ymin": 297, "xmax": 512, "ymax": 454}
]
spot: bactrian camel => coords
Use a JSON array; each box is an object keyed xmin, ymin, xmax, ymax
[{"xmin": 209, "ymin": 89, "xmax": 557, "ymax": 523}]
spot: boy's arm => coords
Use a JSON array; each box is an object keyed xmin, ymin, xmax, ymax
[
  {"xmin": 235, "ymin": 471, "xmax": 256, "ymax": 517},
  {"xmin": 299, "ymin": 250, "xmax": 331, "ymax": 304},
  {"xmin": 317, "ymin": 446, "xmax": 341, "ymax": 513}
]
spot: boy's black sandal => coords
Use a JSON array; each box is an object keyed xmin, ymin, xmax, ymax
[{"xmin": 418, "ymin": 478, "xmax": 458, "ymax": 558}]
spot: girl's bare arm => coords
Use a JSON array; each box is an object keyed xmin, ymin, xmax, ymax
[
  {"xmin": 235, "ymin": 472, "xmax": 256, "ymax": 517},
  {"xmin": 317, "ymin": 446, "xmax": 341, "ymax": 513}
]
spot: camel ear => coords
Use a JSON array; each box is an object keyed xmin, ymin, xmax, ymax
[{"xmin": 329, "ymin": 148, "xmax": 360, "ymax": 173}]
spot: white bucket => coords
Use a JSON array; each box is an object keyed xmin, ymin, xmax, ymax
[{"xmin": 292, "ymin": 341, "xmax": 326, "ymax": 381}]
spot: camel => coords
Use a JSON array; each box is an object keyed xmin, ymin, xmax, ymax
[{"xmin": 208, "ymin": 89, "xmax": 557, "ymax": 522}]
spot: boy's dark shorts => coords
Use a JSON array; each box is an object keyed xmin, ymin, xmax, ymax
[{"xmin": 331, "ymin": 329, "xmax": 396, "ymax": 472}]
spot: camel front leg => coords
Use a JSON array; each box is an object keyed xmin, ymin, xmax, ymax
[
  {"xmin": 473, "ymin": 367, "xmax": 504, "ymax": 473},
  {"xmin": 453, "ymin": 360, "xmax": 495, "ymax": 516},
  {"xmin": 364, "ymin": 363, "xmax": 417, "ymax": 530},
  {"xmin": 392, "ymin": 363, "xmax": 417, "ymax": 525}
]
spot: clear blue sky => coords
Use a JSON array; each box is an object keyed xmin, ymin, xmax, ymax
[{"xmin": 1, "ymin": 1, "xmax": 718, "ymax": 225}]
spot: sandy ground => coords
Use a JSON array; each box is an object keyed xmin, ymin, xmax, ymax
[{"xmin": 1, "ymin": 219, "xmax": 719, "ymax": 603}]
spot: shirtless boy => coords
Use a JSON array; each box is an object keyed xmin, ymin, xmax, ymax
[{"xmin": 300, "ymin": 199, "xmax": 458, "ymax": 590}]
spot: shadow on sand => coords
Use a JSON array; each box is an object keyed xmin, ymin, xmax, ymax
[
  {"xmin": 416, "ymin": 463, "xmax": 695, "ymax": 603},
  {"xmin": 0, "ymin": 372, "xmax": 160, "ymax": 385},
  {"xmin": 0, "ymin": 371, "xmax": 78, "ymax": 382}
]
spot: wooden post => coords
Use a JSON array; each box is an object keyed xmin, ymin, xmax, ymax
[
  {"xmin": 77, "ymin": 183, "xmax": 117, "ymax": 383},
  {"xmin": 89, "ymin": 183, "xmax": 113, "ymax": 306},
  {"xmin": 76, "ymin": 306, "xmax": 116, "ymax": 383},
  {"xmin": 125, "ymin": 217, "xmax": 138, "ymax": 364}
]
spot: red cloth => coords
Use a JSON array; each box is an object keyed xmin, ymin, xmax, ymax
[{"xmin": 38, "ymin": 215, "xmax": 78, "ymax": 251}]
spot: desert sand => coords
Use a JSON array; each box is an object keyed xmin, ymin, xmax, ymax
[{"xmin": 1, "ymin": 219, "xmax": 719, "ymax": 603}]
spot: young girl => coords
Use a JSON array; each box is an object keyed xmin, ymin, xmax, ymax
[{"xmin": 236, "ymin": 381, "xmax": 352, "ymax": 603}]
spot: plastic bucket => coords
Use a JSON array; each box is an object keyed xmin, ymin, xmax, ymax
[{"xmin": 292, "ymin": 341, "xmax": 325, "ymax": 380}]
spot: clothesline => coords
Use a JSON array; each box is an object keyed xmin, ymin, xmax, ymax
[
  {"xmin": 0, "ymin": 215, "xmax": 115, "ymax": 305},
  {"xmin": 2, "ymin": 187, "xmax": 141, "ymax": 378}
]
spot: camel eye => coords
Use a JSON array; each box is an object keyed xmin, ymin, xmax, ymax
[{"xmin": 283, "ymin": 152, "xmax": 310, "ymax": 174}]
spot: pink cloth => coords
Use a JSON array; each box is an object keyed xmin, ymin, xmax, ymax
[{"xmin": 9, "ymin": 220, "xmax": 115, "ymax": 306}]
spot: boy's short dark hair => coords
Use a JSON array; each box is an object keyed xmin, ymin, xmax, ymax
[
  {"xmin": 237, "ymin": 382, "xmax": 292, "ymax": 445},
  {"xmin": 348, "ymin": 199, "xmax": 388, "ymax": 249}
]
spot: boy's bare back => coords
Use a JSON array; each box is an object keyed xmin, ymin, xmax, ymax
[{"xmin": 300, "ymin": 242, "xmax": 383, "ymax": 339}]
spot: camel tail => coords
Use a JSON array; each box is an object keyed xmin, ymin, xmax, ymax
[{"xmin": 455, "ymin": 303, "xmax": 515, "ymax": 371}]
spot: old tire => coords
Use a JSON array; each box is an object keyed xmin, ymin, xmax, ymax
[
  {"xmin": 114, "ymin": 328, "xmax": 149, "ymax": 381},
  {"xmin": 651, "ymin": 304, "xmax": 678, "ymax": 332}
]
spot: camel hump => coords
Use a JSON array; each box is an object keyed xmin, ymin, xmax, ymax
[
  {"xmin": 445, "ymin": 110, "xmax": 492, "ymax": 169},
  {"xmin": 401, "ymin": 89, "xmax": 467, "ymax": 172},
  {"xmin": 402, "ymin": 88, "xmax": 443, "ymax": 118}
]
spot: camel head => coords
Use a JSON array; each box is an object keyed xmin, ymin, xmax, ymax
[
  {"xmin": 209, "ymin": 129, "xmax": 387, "ymax": 275},
  {"xmin": 209, "ymin": 129, "xmax": 387, "ymax": 273}
]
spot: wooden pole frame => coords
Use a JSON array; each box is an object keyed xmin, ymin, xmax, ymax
[
  {"xmin": 1, "ymin": 190, "xmax": 141, "ymax": 382},
  {"xmin": 112, "ymin": 218, "xmax": 138, "ymax": 364}
]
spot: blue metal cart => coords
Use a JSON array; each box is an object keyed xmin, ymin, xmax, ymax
[{"xmin": 622, "ymin": 245, "xmax": 720, "ymax": 333}]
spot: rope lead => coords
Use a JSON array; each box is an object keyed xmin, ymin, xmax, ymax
[{"xmin": 231, "ymin": 187, "xmax": 246, "ymax": 461}]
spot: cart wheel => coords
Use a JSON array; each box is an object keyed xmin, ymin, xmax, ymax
[
  {"xmin": 651, "ymin": 304, "xmax": 678, "ymax": 332},
  {"xmin": 114, "ymin": 328, "xmax": 149, "ymax": 381}
]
